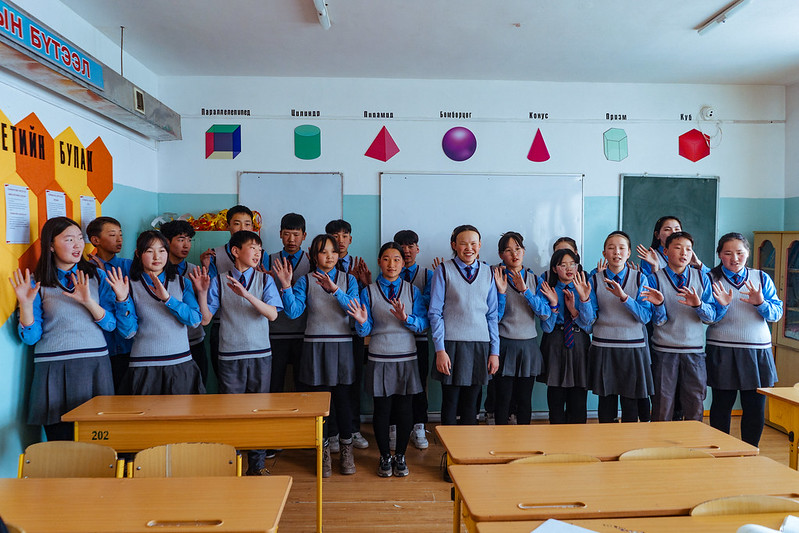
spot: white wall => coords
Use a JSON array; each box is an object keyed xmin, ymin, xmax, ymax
[
  {"xmin": 157, "ymin": 76, "xmax": 786, "ymax": 201},
  {"xmin": 785, "ymin": 83, "xmax": 799, "ymax": 199}
]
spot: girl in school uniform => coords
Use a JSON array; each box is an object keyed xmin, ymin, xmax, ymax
[
  {"xmin": 539, "ymin": 248, "xmax": 594, "ymax": 424},
  {"xmin": 637, "ymin": 216, "xmax": 709, "ymax": 278},
  {"xmin": 429, "ymin": 225, "xmax": 500, "ymax": 433},
  {"xmin": 116, "ymin": 230, "xmax": 205, "ymax": 395},
  {"xmin": 10, "ymin": 216, "xmax": 133, "ymax": 441},
  {"xmin": 347, "ymin": 242, "xmax": 428, "ymax": 477},
  {"xmin": 273, "ymin": 233, "xmax": 360, "ymax": 476},
  {"xmin": 706, "ymin": 232, "xmax": 783, "ymax": 446},
  {"xmin": 589, "ymin": 231, "xmax": 654, "ymax": 423},
  {"xmin": 493, "ymin": 232, "xmax": 558, "ymax": 425}
]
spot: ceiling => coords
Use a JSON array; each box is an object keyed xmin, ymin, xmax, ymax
[{"xmin": 60, "ymin": 0, "xmax": 799, "ymax": 85}]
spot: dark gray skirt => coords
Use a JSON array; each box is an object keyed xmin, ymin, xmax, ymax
[
  {"xmin": 706, "ymin": 345, "xmax": 777, "ymax": 390},
  {"xmin": 589, "ymin": 344, "xmax": 654, "ymax": 398},
  {"xmin": 499, "ymin": 337, "xmax": 543, "ymax": 378},
  {"xmin": 299, "ymin": 341, "xmax": 355, "ymax": 387},
  {"xmin": 217, "ymin": 356, "xmax": 272, "ymax": 394},
  {"xmin": 538, "ymin": 328, "xmax": 590, "ymax": 388},
  {"xmin": 431, "ymin": 340, "xmax": 491, "ymax": 386},
  {"xmin": 365, "ymin": 354, "xmax": 423, "ymax": 397},
  {"xmin": 28, "ymin": 355, "xmax": 114, "ymax": 426},
  {"xmin": 120, "ymin": 360, "xmax": 205, "ymax": 395}
]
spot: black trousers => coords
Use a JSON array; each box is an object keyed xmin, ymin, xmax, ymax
[
  {"xmin": 269, "ymin": 338, "xmax": 303, "ymax": 393},
  {"xmin": 709, "ymin": 388, "xmax": 766, "ymax": 447},
  {"xmin": 412, "ymin": 339, "xmax": 430, "ymax": 424},
  {"xmin": 301, "ymin": 382, "xmax": 353, "ymax": 441},
  {"xmin": 547, "ymin": 386, "xmax": 587, "ymax": 424},
  {"xmin": 350, "ymin": 335, "xmax": 365, "ymax": 432},
  {"xmin": 597, "ymin": 395, "xmax": 647, "ymax": 423},
  {"xmin": 190, "ymin": 341, "xmax": 208, "ymax": 386},
  {"xmin": 374, "ymin": 394, "xmax": 413, "ymax": 456},
  {"xmin": 440, "ymin": 383, "xmax": 482, "ymax": 426},
  {"xmin": 494, "ymin": 374, "xmax": 534, "ymax": 425}
]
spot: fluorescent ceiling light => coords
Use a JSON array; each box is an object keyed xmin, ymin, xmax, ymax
[{"xmin": 696, "ymin": 0, "xmax": 752, "ymax": 35}]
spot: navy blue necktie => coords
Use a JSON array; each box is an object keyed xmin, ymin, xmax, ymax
[
  {"xmin": 732, "ymin": 273, "xmax": 743, "ymax": 284},
  {"xmin": 388, "ymin": 283, "xmax": 397, "ymax": 300},
  {"xmin": 465, "ymin": 265, "xmax": 473, "ymax": 281},
  {"xmin": 239, "ymin": 273, "xmax": 246, "ymax": 285},
  {"xmin": 676, "ymin": 274, "xmax": 686, "ymax": 289},
  {"xmin": 404, "ymin": 269, "xmax": 412, "ymax": 282}
]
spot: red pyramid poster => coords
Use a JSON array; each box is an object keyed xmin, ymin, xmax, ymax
[
  {"xmin": 365, "ymin": 126, "xmax": 400, "ymax": 162},
  {"xmin": 527, "ymin": 128, "xmax": 550, "ymax": 162}
]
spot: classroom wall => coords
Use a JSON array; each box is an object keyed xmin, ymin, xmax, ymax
[{"xmin": 785, "ymin": 82, "xmax": 799, "ymax": 230}]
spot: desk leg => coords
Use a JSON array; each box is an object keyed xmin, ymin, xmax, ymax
[
  {"xmin": 73, "ymin": 421, "xmax": 78, "ymax": 442},
  {"xmin": 316, "ymin": 415, "xmax": 323, "ymax": 533},
  {"xmin": 766, "ymin": 397, "xmax": 799, "ymax": 470},
  {"xmin": 450, "ymin": 455, "xmax": 460, "ymax": 533}
]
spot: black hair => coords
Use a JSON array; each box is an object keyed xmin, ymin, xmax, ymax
[
  {"xmin": 393, "ymin": 230, "xmax": 419, "ymax": 246},
  {"xmin": 130, "ymin": 230, "xmax": 177, "ymax": 281},
  {"xmin": 379, "ymin": 241, "xmax": 403, "ymax": 259},
  {"xmin": 650, "ymin": 215, "xmax": 682, "ymax": 249},
  {"xmin": 552, "ymin": 236, "xmax": 577, "ymax": 253},
  {"xmin": 604, "ymin": 230, "xmax": 632, "ymax": 249},
  {"xmin": 281, "ymin": 213, "xmax": 306, "ymax": 232},
  {"xmin": 230, "ymin": 230, "xmax": 262, "ymax": 249},
  {"xmin": 665, "ymin": 230, "xmax": 694, "ymax": 249},
  {"xmin": 498, "ymin": 231, "xmax": 524, "ymax": 254},
  {"xmin": 325, "ymin": 219, "xmax": 351, "ymax": 234},
  {"xmin": 35, "ymin": 216, "xmax": 97, "ymax": 287},
  {"xmin": 86, "ymin": 216, "xmax": 121, "ymax": 239},
  {"xmin": 308, "ymin": 234, "xmax": 339, "ymax": 270},
  {"xmin": 546, "ymin": 248, "xmax": 582, "ymax": 288},
  {"xmin": 450, "ymin": 224, "xmax": 481, "ymax": 257},
  {"xmin": 159, "ymin": 220, "xmax": 195, "ymax": 241},
  {"xmin": 226, "ymin": 205, "xmax": 253, "ymax": 224},
  {"xmin": 710, "ymin": 232, "xmax": 750, "ymax": 281}
]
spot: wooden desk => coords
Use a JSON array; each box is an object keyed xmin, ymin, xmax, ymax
[
  {"xmin": 437, "ymin": 421, "xmax": 759, "ymax": 533},
  {"xmin": 62, "ymin": 393, "xmax": 329, "ymax": 532},
  {"xmin": 450, "ymin": 456, "xmax": 799, "ymax": 532},
  {"xmin": 0, "ymin": 476, "xmax": 292, "ymax": 532},
  {"xmin": 475, "ymin": 513, "xmax": 795, "ymax": 533},
  {"xmin": 759, "ymin": 386, "xmax": 799, "ymax": 469}
]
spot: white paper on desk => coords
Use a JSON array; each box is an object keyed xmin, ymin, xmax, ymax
[
  {"xmin": 532, "ymin": 518, "xmax": 599, "ymax": 532},
  {"xmin": 5, "ymin": 183, "xmax": 31, "ymax": 244},
  {"xmin": 45, "ymin": 190, "xmax": 67, "ymax": 219},
  {"xmin": 781, "ymin": 515, "xmax": 799, "ymax": 533},
  {"xmin": 79, "ymin": 195, "xmax": 96, "ymax": 239}
]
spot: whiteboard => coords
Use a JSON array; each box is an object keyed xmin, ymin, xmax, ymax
[
  {"xmin": 380, "ymin": 173, "xmax": 583, "ymax": 275},
  {"xmin": 238, "ymin": 172, "xmax": 343, "ymax": 254}
]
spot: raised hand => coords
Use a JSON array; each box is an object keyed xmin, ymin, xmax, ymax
[
  {"xmin": 225, "ymin": 274, "xmax": 249, "ymax": 298},
  {"xmin": 432, "ymin": 257, "xmax": 444, "ymax": 270},
  {"xmin": 346, "ymin": 300, "xmax": 368, "ymax": 325},
  {"xmin": 640, "ymin": 286, "xmax": 664, "ymax": 306},
  {"xmin": 493, "ymin": 266, "xmax": 508, "ymax": 294},
  {"xmin": 572, "ymin": 271, "xmax": 592, "ymax": 302},
  {"xmin": 689, "ymin": 251, "xmax": 703, "ymax": 269},
  {"xmin": 9, "ymin": 268, "xmax": 39, "ymax": 307},
  {"xmin": 105, "ymin": 266, "xmax": 130, "ymax": 301},
  {"xmin": 389, "ymin": 298, "xmax": 408, "ymax": 322},
  {"xmin": 603, "ymin": 277, "xmax": 627, "ymax": 301},
  {"xmin": 676, "ymin": 286, "xmax": 701, "ymax": 307},
  {"xmin": 563, "ymin": 288, "xmax": 578, "ymax": 317},
  {"xmin": 312, "ymin": 271, "xmax": 338, "ymax": 293},
  {"xmin": 539, "ymin": 281, "xmax": 558, "ymax": 307},
  {"xmin": 188, "ymin": 266, "xmax": 210, "ymax": 294},
  {"xmin": 627, "ymin": 261, "xmax": 639, "ymax": 271},
  {"xmin": 351, "ymin": 257, "xmax": 372, "ymax": 286},
  {"xmin": 149, "ymin": 273, "xmax": 170, "ymax": 302},
  {"xmin": 63, "ymin": 270, "xmax": 94, "ymax": 305},
  {"xmin": 596, "ymin": 258, "xmax": 608, "ymax": 272},
  {"xmin": 637, "ymin": 244, "xmax": 659, "ymax": 271},
  {"xmin": 271, "ymin": 257, "xmax": 293, "ymax": 289},
  {"xmin": 87, "ymin": 253, "xmax": 106, "ymax": 269},
  {"xmin": 507, "ymin": 268, "xmax": 528, "ymax": 292},
  {"xmin": 200, "ymin": 248, "xmax": 215, "ymax": 270},
  {"xmin": 712, "ymin": 281, "xmax": 733, "ymax": 307},
  {"xmin": 740, "ymin": 280, "xmax": 765, "ymax": 306}
]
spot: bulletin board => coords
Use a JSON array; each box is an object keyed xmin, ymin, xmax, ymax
[
  {"xmin": 379, "ymin": 173, "xmax": 583, "ymax": 274},
  {"xmin": 238, "ymin": 172, "xmax": 343, "ymax": 253},
  {"xmin": 620, "ymin": 174, "xmax": 719, "ymax": 266}
]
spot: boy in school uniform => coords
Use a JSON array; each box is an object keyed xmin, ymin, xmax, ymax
[
  {"xmin": 193, "ymin": 230, "xmax": 282, "ymax": 476},
  {"xmin": 161, "ymin": 219, "xmax": 209, "ymax": 385},
  {"xmin": 325, "ymin": 219, "xmax": 371, "ymax": 450},
  {"xmin": 267, "ymin": 213, "xmax": 310, "ymax": 394},
  {"xmin": 642, "ymin": 231, "xmax": 718, "ymax": 421},
  {"xmin": 394, "ymin": 229, "xmax": 432, "ymax": 449},
  {"xmin": 86, "ymin": 215, "xmax": 133, "ymax": 390},
  {"xmin": 200, "ymin": 205, "xmax": 256, "ymax": 377}
]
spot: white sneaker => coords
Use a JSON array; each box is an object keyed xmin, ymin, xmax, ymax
[
  {"xmin": 485, "ymin": 412, "xmax": 495, "ymax": 426},
  {"xmin": 329, "ymin": 434, "xmax": 340, "ymax": 453},
  {"xmin": 352, "ymin": 431, "xmax": 369, "ymax": 449},
  {"xmin": 410, "ymin": 423, "xmax": 428, "ymax": 449},
  {"xmin": 508, "ymin": 414, "xmax": 517, "ymax": 425},
  {"xmin": 389, "ymin": 425, "xmax": 397, "ymax": 451}
]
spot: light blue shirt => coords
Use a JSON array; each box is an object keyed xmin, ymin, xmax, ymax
[
  {"xmin": 428, "ymin": 257, "xmax": 499, "ymax": 354},
  {"xmin": 280, "ymin": 268, "xmax": 359, "ymax": 319},
  {"xmin": 354, "ymin": 275, "xmax": 429, "ymax": 337},
  {"xmin": 541, "ymin": 279, "xmax": 595, "ymax": 333}
]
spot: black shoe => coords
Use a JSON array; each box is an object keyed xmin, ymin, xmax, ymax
[
  {"xmin": 440, "ymin": 452, "xmax": 451, "ymax": 482},
  {"xmin": 377, "ymin": 454, "xmax": 393, "ymax": 477},
  {"xmin": 393, "ymin": 454, "xmax": 409, "ymax": 477},
  {"xmin": 246, "ymin": 466, "xmax": 270, "ymax": 476},
  {"xmin": 265, "ymin": 449, "xmax": 279, "ymax": 459}
]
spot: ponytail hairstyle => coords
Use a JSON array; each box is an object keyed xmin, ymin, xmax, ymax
[
  {"xmin": 710, "ymin": 232, "xmax": 750, "ymax": 282},
  {"xmin": 308, "ymin": 233, "xmax": 339, "ymax": 271},
  {"xmin": 650, "ymin": 215, "xmax": 682, "ymax": 249},
  {"xmin": 35, "ymin": 216, "xmax": 97, "ymax": 287},
  {"xmin": 546, "ymin": 248, "xmax": 582, "ymax": 288},
  {"xmin": 130, "ymin": 230, "xmax": 177, "ymax": 282}
]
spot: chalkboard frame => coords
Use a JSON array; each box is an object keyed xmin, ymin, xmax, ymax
[{"xmin": 619, "ymin": 174, "xmax": 719, "ymax": 268}]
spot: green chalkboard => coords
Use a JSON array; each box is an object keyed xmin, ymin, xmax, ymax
[{"xmin": 620, "ymin": 175, "xmax": 719, "ymax": 268}]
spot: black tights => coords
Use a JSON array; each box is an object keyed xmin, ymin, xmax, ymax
[
  {"xmin": 547, "ymin": 386, "xmax": 587, "ymax": 424},
  {"xmin": 598, "ymin": 395, "xmax": 647, "ymax": 423},
  {"xmin": 44, "ymin": 422, "xmax": 73, "ymax": 441},
  {"xmin": 440, "ymin": 384, "xmax": 481, "ymax": 426},
  {"xmin": 710, "ymin": 388, "xmax": 765, "ymax": 447},
  {"xmin": 301, "ymin": 382, "xmax": 353, "ymax": 441},
  {"xmin": 494, "ymin": 375, "xmax": 534, "ymax": 425},
  {"xmin": 373, "ymin": 395, "xmax": 412, "ymax": 456}
]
